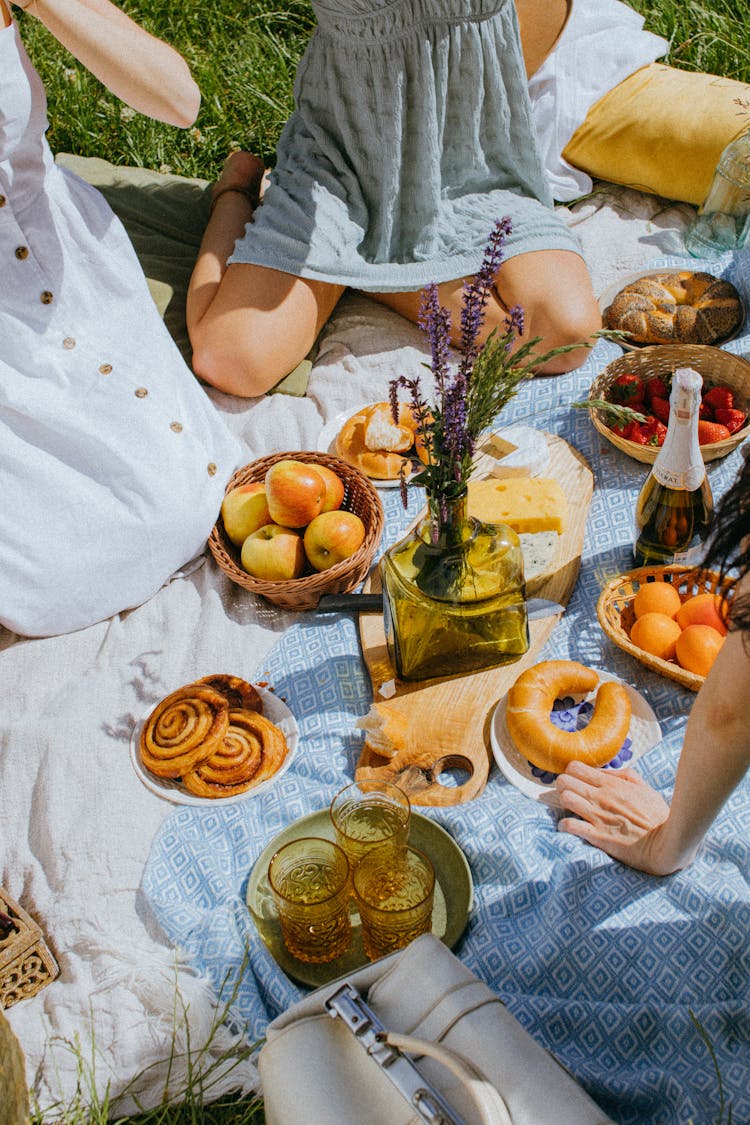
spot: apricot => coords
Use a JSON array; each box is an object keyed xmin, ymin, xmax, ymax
[
  {"xmin": 633, "ymin": 581, "xmax": 682, "ymax": 620},
  {"xmin": 630, "ymin": 612, "xmax": 682, "ymax": 662},
  {"xmin": 675, "ymin": 593, "xmax": 729, "ymax": 636},
  {"xmin": 675, "ymin": 624, "xmax": 725, "ymax": 677}
]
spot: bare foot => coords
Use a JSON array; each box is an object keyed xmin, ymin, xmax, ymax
[{"xmin": 212, "ymin": 150, "xmax": 267, "ymax": 209}]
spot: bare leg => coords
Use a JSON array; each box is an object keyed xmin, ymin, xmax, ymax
[
  {"xmin": 187, "ymin": 152, "xmax": 345, "ymax": 398},
  {"xmin": 369, "ymin": 249, "xmax": 601, "ymax": 375}
]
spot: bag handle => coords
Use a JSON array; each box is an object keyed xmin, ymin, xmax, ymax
[{"xmin": 385, "ymin": 1032, "xmax": 513, "ymax": 1125}]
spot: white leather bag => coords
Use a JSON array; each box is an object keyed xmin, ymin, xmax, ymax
[{"xmin": 259, "ymin": 934, "xmax": 613, "ymax": 1125}]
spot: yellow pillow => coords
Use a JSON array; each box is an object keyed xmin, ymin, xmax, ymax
[{"xmin": 562, "ymin": 63, "xmax": 750, "ymax": 206}]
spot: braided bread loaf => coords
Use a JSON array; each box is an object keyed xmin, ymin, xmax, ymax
[{"xmin": 603, "ymin": 271, "xmax": 743, "ymax": 346}]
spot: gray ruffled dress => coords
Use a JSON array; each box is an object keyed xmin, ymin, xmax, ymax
[{"xmin": 229, "ymin": 0, "xmax": 580, "ymax": 291}]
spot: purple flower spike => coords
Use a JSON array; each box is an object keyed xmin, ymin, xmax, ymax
[
  {"xmin": 418, "ymin": 284, "xmax": 452, "ymax": 397},
  {"xmin": 386, "ymin": 216, "xmax": 553, "ymax": 515},
  {"xmin": 458, "ymin": 217, "xmax": 511, "ymax": 380},
  {"xmin": 506, "ymin": 304, "xmax": 525, "ymax": 338}
]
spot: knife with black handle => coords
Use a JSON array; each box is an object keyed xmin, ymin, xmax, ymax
[{"xmin": 315, "ymin": 593, "xmax": 565, "ymax": 618}]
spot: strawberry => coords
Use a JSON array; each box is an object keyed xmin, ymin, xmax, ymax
[
  {"xmin": 609, "ymin": 373, "xmax": 645, "ymax": 406},
  {"xmin": 650, "ymin": 396, "xmax": 670, "ymax": 425},
  {"xmin": 644, "ymin": 376, "xmax": 669, "ymax": 402},
  {"xmin": 714, "ymin": 407, "xmax": 747, "ymax": 434},
  {"xmin": 697, "ymin": 419, "xmax": 732, "ymax": 445},
  {"xmin": 638, "ymin": 417, "xmax": 667, "ymax": 446},
  {"xmin": 628, "ymin": 425, "xmax": 652, "ymax": 445},
  {"xmin": 610, "ymin": 421, "xmax": 635, "ymax": 439},
  {"xmin": 699, "ymin": 400, "xmax": 714, "ymax": 421},
  {"xmin": 703, "ymin": 385, "xmax": 735, "ymax": 412},
  {"xmin": 627, "ymin": 416, "xmax": 666, "ymax": 446}
]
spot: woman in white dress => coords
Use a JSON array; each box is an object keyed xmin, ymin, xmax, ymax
[{"xmin": 0, "ymin": 0, "xmax": 242, "ymax": 637}]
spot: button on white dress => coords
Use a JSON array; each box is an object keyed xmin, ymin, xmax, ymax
[{"xmin": 0, "ymin": 20, "xmax": 242, "ymax": 636}]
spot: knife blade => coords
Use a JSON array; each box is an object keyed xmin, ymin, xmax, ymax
[{"xmin": 315, "ymin": 592, "xmax": 565, "ymax": 619}]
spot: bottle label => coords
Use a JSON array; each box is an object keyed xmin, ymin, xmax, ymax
[
  {"xmin": 672, "ymin": 543, "xmax": 706, "ymax": 566},
  {"xmin": 653, "ymin": 464, "xmax": 705, "ymax": 491}
]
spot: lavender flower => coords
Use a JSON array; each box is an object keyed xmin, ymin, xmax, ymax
[
  {"xmin": 389, "ymin": 217, "xmax": 590, "ymax": 511},
  {"xmin": 457, "ymin": 216, "xmax": 511, "ymax": 380},
  {"xmin": 417, "ymin": 284, "xmax": 452, "ymax": 398}
]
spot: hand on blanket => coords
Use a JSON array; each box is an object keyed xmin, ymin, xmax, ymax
[{"xmin": 555, "ymin": 762, "xmax": 679, "ymax": 875}]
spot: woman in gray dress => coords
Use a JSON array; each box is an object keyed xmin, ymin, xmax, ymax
[{"xmin": 188, "ymin": 0, "xmax": 600, "ymax": 397}]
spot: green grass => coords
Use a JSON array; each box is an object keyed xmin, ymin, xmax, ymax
[
  {"xmin": 16, "ymin": 1, "xmax": 749, "ymax": 1120},
  {"xmin": 19, "ymin": 0, "xmax": 315, "ymax": 179},
  {"xmin": 626, "ymin": 0, "xmax": 750, "ymax": 80},
  {"xmin": 19, "ymin": 0, "xmax": 750, "ymax": 182}
]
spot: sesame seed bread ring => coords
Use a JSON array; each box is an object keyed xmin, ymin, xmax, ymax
[
  {"xmin": 336, "ymin": 402, "xmax": 418, "ymax": 480},
  {"xmin": 505, "ymin": 660, "xmax": 632, "ymax": 774},
  {"xmin": 139, "ymin": 685, "xmax": 229, "ymax": 779},
  {"xmin": 604, "ymin": 270, "xmax": 742, "ymax": 345},
  {"xmin": 194, "ymin": 674, "xmax": 263, "ymax": 714}
]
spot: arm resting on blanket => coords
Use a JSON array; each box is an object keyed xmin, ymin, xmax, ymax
[
  {"xmin": 555, "ymin": 606, "xmax": 750, "ymax": 875},
  {"xmin": 11, "ymin": 0, "xmax": 199, "ymax": 126}
]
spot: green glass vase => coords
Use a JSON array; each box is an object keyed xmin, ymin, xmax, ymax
[{"xmin": 380, "ymin": 490, "xmax": 529, "ymax": 681}]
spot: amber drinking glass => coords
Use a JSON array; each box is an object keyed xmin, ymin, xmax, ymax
[
  {"xmin": 329, "ymin": 780, "xmax": 411, "ymax": 869},
  {"xmin": 352, "ymin": 844, "xmax": 435, "ymax": 961},
  {"xmin": 267, "ymin": 837, "xmax": 352, "ymax": 963}
]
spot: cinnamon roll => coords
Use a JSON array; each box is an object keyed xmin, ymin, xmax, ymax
[
  {"xmin": 194, "ymin": 674, "xmax": 264, "ymax": 714},
  {"xmin": 139, "ymin": 685, "xmax": 229, "ymax": 779},
  {"xmin": 182, "ymin": 709, "xmax": 289, "ymax": 798}
]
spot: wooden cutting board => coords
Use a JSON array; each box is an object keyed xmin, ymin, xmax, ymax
[{"xmin": 355, "ymin": 434, "xmax": 593, "ymax": 805}]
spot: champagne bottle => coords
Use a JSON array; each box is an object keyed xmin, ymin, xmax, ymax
[{"xmin": 634, "ymin": 367, "xmax": 713, "ymax": 567}]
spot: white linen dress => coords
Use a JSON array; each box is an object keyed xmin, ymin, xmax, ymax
[{"xmin": 0, "ymin": 19, "xmax": 242, "ymax": 637}]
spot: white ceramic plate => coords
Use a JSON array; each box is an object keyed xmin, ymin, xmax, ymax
[
  {"xmin": 318, "ymin": 406, "xmax": 410, "ymax": 489},
  {"xmin": 490, "ymin": 670, "xmax": 660, "ymax": 807},
  {"xmin": 130, "ymin": 686, "xmax": 299, "ymax": 806},
  {"xmin": 598, "ymin": 269, "xmax": 745, "ymax": 352}
]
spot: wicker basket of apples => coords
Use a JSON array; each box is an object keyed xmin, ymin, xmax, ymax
[
  {"xmin": 208, "ymin": 451, "xmax": 385, "ymax": 611},
  {"xmin": 588, "ymin": 344, "xmax": 750, "ymax": 464}
]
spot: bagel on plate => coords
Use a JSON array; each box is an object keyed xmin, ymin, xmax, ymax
[{"xmin": 505, "ymin": 660, "xmax": 632, "ymax": 774}]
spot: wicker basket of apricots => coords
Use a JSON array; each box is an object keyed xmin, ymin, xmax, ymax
[{"xmin": 597, "ymin": 565, "xmax": 735, "ymax": 691}]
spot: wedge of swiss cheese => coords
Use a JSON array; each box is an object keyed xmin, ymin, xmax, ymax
[{"xmin": 467, "ymin": 477, "xmax": 567, "ymax": 534}]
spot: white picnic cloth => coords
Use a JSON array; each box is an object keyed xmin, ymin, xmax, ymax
[
  {"xmin": 529, "ymin": 0, "xmax": 668, "ymax": 201},
  {"xmin": 1, "ymin": 183, "xmax": 698, "ymax": 1114}
]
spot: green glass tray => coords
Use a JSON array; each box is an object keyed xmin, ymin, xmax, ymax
[{"xmin": 245, "ymin": 809, "xmax": 473, "ymax": 988}]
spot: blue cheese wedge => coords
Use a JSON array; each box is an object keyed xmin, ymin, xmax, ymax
[
  {"xmin": 519, "ymin": 531, "xmax": 559, "ymax": 593},
  {"xmin": 480, "ymin": 424, "xmax": 551, "ymax": 479}
]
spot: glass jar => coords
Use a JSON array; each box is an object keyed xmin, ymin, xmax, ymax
[
  {"xmin": 380, "ymin": 489, "xmax": 529, "ymax": 681},
  {"xmin": 684, "ymin": 129, "xmax": 750, "ymax": 258}
]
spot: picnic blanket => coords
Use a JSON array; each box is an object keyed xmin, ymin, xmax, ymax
[{"xmin": 3, "ymin": 177, "xmax": 749, "ymax": 1123}]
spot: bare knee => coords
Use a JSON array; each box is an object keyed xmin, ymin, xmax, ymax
[
  {"xmin": 526, "ymin": 295, "xmax": 602, "ymax": 375},
  {"xmin": 191, "ymin": 324, "xmax": 309, "ymax": 398}
]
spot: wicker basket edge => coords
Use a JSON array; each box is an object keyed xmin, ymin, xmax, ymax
[
  {"xmin": 589, "ymin": 345, "xmax": 750, "ymax": 464},
  {"xmin": 207, "ymin": 452, "xmax": 385, "ymax": 610},
  {"xmin": 596, "ymin": 565, "xmax": 735, "ymax": 692}
]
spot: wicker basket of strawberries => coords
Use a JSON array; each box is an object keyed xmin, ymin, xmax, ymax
[{"xmin": 588, "ymin": 344, "xmax": 750, "ymax": 464}]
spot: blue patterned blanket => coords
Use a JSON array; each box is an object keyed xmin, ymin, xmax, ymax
[{"xmin": 142, "ymin": 251, "xmax": 750, "ymax": 1124}]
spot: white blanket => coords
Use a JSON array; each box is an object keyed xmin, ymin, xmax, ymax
[{"xmin": 1, "ymin": 183, "xmax": 696, "ymax": 1114}]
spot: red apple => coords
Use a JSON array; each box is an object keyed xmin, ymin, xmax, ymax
[
  {"xmin": 221, "ymin": 482, "xmax": 273, "ymax": 545},
  {"xmin": 265, "ymin": 460, "xmax": 326, "ymax": 528},
  {"xmin": 241, "ymin": 524, "xmax": 306, "ymax": 581},
  {"xmin": 315, "ymin": 464, "xmax": 346, "ymax": 513},
  {"xmin": 303, "ymin": 511, "xmax": 366, "ymax": 572}
]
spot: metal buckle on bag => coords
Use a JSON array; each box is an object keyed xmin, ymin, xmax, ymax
[{"xmin": 325, "ymin": 982, "xmax": 468, "ymax": 1125}]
